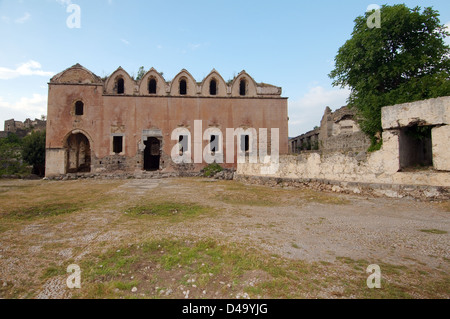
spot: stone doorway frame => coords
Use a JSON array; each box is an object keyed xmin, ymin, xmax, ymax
[{"xmin": 139, "ymin": 129, "xmax": 163, "ymax": 171}]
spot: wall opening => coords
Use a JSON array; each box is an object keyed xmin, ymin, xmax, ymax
[
  {"xmin": 179, "ymin": 135, "xmax": 188, "ymax": 155},
  {"xmin": 66, "ymin": 133, "xmax": 91, "ymax": 173},
  {"xmin": 117, "ymin": 78, "xmax": 125, "ymax": 94},
  {"xmin": 210, "ymin": 79, "xmax": 217, "ymax": 95},
  {"xmin": 179, "ymin": 79, "xmax": 187, "ymax": 95},
  {"xmin": 239, "ymin": 79, "xmax": 247, "ymax": 96},
  {"xmin": 75, "ymin": 101, "xmax": 84, "ymax": 116},
  {"xmin": 144, "ymin": 137, "xmax": 160, "ymax": 171},
  {"xmin": 113, "ymin": 136, "xmax": 123, "ymax": 154},
  {"xmin": 241, "ymin": 134, "xmax": 250, "ymax": 152},
  {"xmin": 210, "ymin": 135, "xmax": 219, "ymax": 154},
  {"xmin": 149, "ymin": 78, "xmax": 157, "ymax": 94},
  {"xmin": 399, "ymin": 125, "xmax": 433, "ymax": 170}
]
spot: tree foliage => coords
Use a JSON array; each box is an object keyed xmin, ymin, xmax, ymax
[
  {"xmin": 136, "ymin": 66, "xmax": 146, "ymax": 81},
  {"xmin": 329, "ymin": 4, "xmax": 450, "ymax": 146},
  {"xmin": 22, "ymin": 130, "xmax": 46, "ymax": 176},
  {"xmin": 0, "ymin": 134, "xmax": 28, "ymax": 176}
]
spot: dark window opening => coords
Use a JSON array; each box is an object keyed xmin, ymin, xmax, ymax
[
  {"xmin": 179, "ymin": 135, "xmax": 188, "ymax": 155},
  {"xmin": 239, "ymin": 79, "xmax": 246, "ymax": 96},
  {"xmin": 144, "ymin": 137, "xmax": 160, "ymax": 171},
  {"xmin": 117, "ymin": 78, "xmax": 125, "ymax": 94},
  {"xmin": 241, "ymin": 135, "xmax": 250, "ymax": 152},
  {"xmin": 113, "ymin": 136, "xmax": 123, "ymax": 154},
  {"xmin": 210, "ymin": 80, "xmax": 217, "ymax": 95},
  {"xmin": 210, "ymin": 135, "xmax": 219, "ymax": 153},
  {"xmin": 149, "ymin": 78, "xmax": 157, "ymax": 94},
  {"xmin": 399, "ymin": 125, "xmax": 433, "ymax": 170},
  {"xmin": 75, "ymin": 101, "xmax": 84, "ymax": 116},
  {"xmin": 180, "ymin": 79, "xmax": 187, "ymax": 95}
]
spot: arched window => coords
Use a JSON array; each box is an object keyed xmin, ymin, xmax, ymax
[
  {"xmin": 239, "ymin": 79, "xmax": 246, "ymax": 96},
  {"xmin": 148, "ymin": 78, "xmax": 157, "ymax": 94},
  {"xmin": 117, "ymin": 78, "xmax": 125, "ymax": 94},
  {"xmin": 75, "ymin": 101, "xmax": 84, "ymax": 116},
  {"xmin": 209, "ymin": 79, "xmax": 217, "ymax": 96},
  {"xmin": 179, "ymin": 79, "xmax": 187, "ymax": 95}
]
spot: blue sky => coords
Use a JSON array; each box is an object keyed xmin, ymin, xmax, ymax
[{"xmin": 0, "ymin": 0, "xmax": 449, "ymax": 137}]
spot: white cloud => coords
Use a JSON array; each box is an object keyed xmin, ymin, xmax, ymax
[
  {"xmin": 15, "ymin": 12, "xmax": 31, "ymax": 24},
  {"xmin": 0, "ymin": 94, "xmax": 47, "ymax": 122},
  {"xmin": 0, "ymin": 61, "xmax": 55, "ymax": 80},
  {"xmin": 121, "ymin": 38, "xmax": 130, "ymax": 45},
  {"xmin": 288, "ymin": 86, "xmax": 350, "ymax": 137}
]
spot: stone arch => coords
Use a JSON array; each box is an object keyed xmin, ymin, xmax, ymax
[
  {"xmin": 200, "ymin": 70, "xmax": 228, "ymax": 97},
  {"xmin": 231, "ymin": 71, "xmax": 257, "ymax": 97},
  {"xmin": 138, "ymin": 68, "xmax": 167, "ymax": 95},
  {"xmin": 64, "ymin": 130, "xmax": 93, "ymax": 173},
  {"xmin": 50, "ymin": 63, "xmax": 102, "ymax": 84},
  {"xmin": 104, "ymin": 67, "xmax": 135, "ymax": 94},
  {"xmin": 170, "ymin": 69, "xmax": 197, "ymax": 96}
]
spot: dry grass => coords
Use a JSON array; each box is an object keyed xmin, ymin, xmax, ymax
[{"xmin": 0, "ymin": 178, "xmax": 448, "ymax": 299}]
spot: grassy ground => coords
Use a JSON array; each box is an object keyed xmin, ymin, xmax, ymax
[{"xmin": 0, "ymin": 178, "xmax": 448, "ymax": 299}]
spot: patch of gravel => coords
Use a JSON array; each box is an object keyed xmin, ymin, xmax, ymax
[{"xmin": 36, "ymin": 277, "xmax": 72, "ymax": 299}]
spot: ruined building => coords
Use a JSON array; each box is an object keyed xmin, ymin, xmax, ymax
[
  {"xmin": 0, "ymin": 118, "xmax": 46, "ymax": 139},
  {"xmin": 289, "ymin": 106, "xmax": 370, "ymax": 154},
  {"xmin": 45, "ymin": 64, "xmax": 288, "ymax": 177}
]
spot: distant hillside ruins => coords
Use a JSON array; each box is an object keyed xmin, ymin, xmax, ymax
[{"xmin": 0, "ymin": 118, "xmax": 46, "ymax": 138}]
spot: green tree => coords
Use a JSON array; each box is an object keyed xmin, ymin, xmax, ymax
[
  {"xmin": 136, "ymin": 66, "xmax": 146, "ymax": 81},
  {"xmin": 0, "ymin": 134, "xmax": 28, "ymax": 176},
  {"xmin": 22, "ymin": 130, "xmax": 46, "ymax": 176},
  {"xmin": 329, "ymin": 4, "xmax": 450, "ymax": 149}
]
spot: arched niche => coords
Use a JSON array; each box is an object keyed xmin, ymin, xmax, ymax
[
  {"xmin": 200, "ymin": 70, "xmax": 228, "ymax": 97},
  {"xmin": 231, "ymin": 71, "xmax": 257, "ymax": 97},
  {"xmin": 169, "ymin": 69, "xmax": 197, "ymax": 96},
  {"xmin": 138, "ymin": 68, "xmax": 167, "ymax": 95},
  {"xmin": 104, "ymin": 67, "xmax": 135, "ymax": 95},
  {"xmin": 64, "ymin": 131, "xmax": 93, "ymax": 173}
]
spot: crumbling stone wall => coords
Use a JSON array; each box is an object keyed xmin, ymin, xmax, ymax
[
  {"xmin": 289, "ymin": 106, "xmax": 370, "ymax": 154},
  {"xmin": 242, "ymin": 97, "xmax": 450, "ymax": 199}
]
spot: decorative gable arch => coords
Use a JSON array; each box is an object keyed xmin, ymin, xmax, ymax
[
  {"xmin": 138, "ymin": 68, "xmax": 167, "ymax": 95},
  {"xmin": 170, "ymin": 69, "xmax": 198, "ymax": 96},
  {"xmin": 231, "ymin": 71, "xmax": 257, "ymax": 97},
  {"xmin": 200, "ymin": 69, "xmax": 228, "ymax": 97},
  {"xmin": 105, "ymin": 67, "xmax": 135, "ymax": 95},
  {"xmin": 50, "ymin": 63, "xmax": 102, "ymax": 84}
]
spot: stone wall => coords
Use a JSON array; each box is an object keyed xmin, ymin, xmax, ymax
[
  {"xmin": 289, "ymin": 106, "xmax": 371, "ymax": 154},
  {"xmin": 239, "ymin": 97, "xmax": 450, "ymax": 200}
]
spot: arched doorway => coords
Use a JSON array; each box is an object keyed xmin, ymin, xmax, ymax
[
  {"xmin": 66, "ymin": 133, "xmax": 91, "ymax": 173},
  {"xmin": 144, "ymin": 137, "xmax": 160, "ymax": 171}
]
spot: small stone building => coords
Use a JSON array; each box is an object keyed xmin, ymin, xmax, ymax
[
  {"xmin": 381, "ymin": 96, "xmax": 450, "ymax": 172},
  {"xmin": 45, "ymin": 64, "xmax": 288, "ymax": 177}
]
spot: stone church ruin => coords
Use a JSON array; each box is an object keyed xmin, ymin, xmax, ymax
[{"xmin": 44, "ymin": 64, "xmax": 289, "ymax": 177}]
